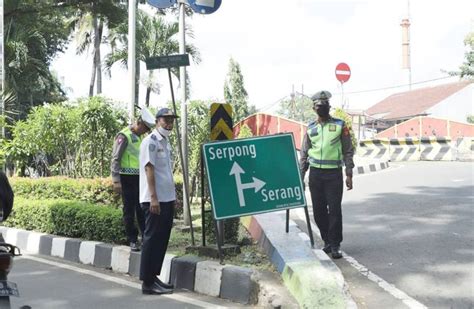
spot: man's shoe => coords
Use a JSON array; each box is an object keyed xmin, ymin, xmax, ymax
[
  {"xmin": 331, "ymin": 246, "xmax": 343, "ymax": 259},
  {"xmin": 130, "ymin": 242, "xmax": 140, "ymax": 252},
  {"xmin": 322, "ymin": 243, "xmax": 331, "ymax": 254},
  {"xmin": 142, "ymin": 282, "xmax": 173, "ymax": 295},
  {"xmin": 155, "ymin": 277, "xmax": 174, "ymax": 289}
]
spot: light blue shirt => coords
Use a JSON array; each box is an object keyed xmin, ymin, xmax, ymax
[{"xmin": 139, "ymin": 129, "xmax": 176, "ymax": 203}]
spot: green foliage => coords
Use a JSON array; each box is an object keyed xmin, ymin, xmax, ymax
[
  {"xmin": 10, "ymin": 177, "xmax": 121, "ymax": 208},
  {"xmin": 75, "ymin": 96, "xmax": 126, "ymax": 177},
  {"xmin": 237, "ymin": 124, "xmax": 254, "ymax": 139},
  {"xmin": 277, "ymin": 95, "xmax": 314, "ymax": 123},
  {"xmin": 2, "ymin": 96, "xmax": 126, "ymax": 177},
  {"xmin": 224, "ymin": 58, "xmax": 255, "ymax": 123},
  {"xmin": 105, "ymin": 9, "xmax": 200, "ymax": 104},
  {"xmin": 467, "ymin": 115, "xmax": 474, "ymax": 124},
  {"xmin": 3, "ymin": 197, "xmax": 126, "ymax": 244},
  {"xmin": 332, "ymin": 108, "xmax": 357, "ymax": 150},
  {"xmin": 203, "ymin": 210, "xmax": 240, "ymax": 245},
  {"xmin": 449, "ymin": 31, "xmax": 474, "ymax": 80},
  {"xmin": 4, "ymin": 0, "xmax": 72, "ymax": 115}
]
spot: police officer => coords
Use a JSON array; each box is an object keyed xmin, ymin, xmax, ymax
[
  {"xmin": 300, "ymin": 90, "xmax": 354, "ymax": 259},
  {"xmin": 111, "ymin": 109, "xmax": 155, "ymax": 251},
  {"xmin": 139, "ymin": 108, "xmax": 178, "ymax": 295}
]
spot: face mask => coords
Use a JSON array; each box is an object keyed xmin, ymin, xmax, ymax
[
  {"xmin": 316, "ymin": 105, "xmax": 330, "ymax": 118},
  {"xmin": 158, "ymin": 126, "xmax": 172, "ymax": 138}
]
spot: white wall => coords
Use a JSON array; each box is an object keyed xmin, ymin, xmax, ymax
[{"xmin": 426, "ymin": 84, "xmax": 474, "ymax": 123}]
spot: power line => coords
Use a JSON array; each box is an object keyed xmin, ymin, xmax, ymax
[
  {"xmin": 333, "ymin": 75, "xmax": 454, "ymax": 95},
  {"xmin": 256, "ymin": 75, "xmax": 456, "ymax": 112}
]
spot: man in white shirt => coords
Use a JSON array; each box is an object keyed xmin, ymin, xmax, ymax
[{"xmin": 139, "ymin": 108, "xmax": 178, "ymax": 295}]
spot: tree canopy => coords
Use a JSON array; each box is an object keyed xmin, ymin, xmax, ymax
[{"xmin": 223, "ymin": 58, "xmax": 255, "ymax": 123}]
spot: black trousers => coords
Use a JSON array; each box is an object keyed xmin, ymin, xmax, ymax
[
  {"xmin": 139, "ymin": 201, "xmax": 174, "ymax": 285},
  {"xmin": 309, "ymin": 167, "xmax": 344, "ymax": 247},
  {"xmin": 120, "ymin": 175, "xmax": 145, "ymax": 243}
]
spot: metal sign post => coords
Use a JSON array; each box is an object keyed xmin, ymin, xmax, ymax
[{"xmin": 145, "ymin": 54, "xmax": 195, "ymax": 246}]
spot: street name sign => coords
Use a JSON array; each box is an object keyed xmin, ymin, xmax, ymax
[
  {"xmin": 145, "ymin": 54, "xmax": 190, "ymax": 70},
  {"xmin": 147, "ymin": 0, "xmax": 176, "ymax": 9},
  {"xmin": 203, "ymin": 133, "xmax": 306, "ymax": 220}
]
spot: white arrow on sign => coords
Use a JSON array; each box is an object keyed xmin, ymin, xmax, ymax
[{"xmin": 229, "ymin": 162, "xmax": 266, "ymax": 207}]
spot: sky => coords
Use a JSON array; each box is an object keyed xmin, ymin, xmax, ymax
[{"xmin": 51, "ymin": 0, "xmax": 474, "ymax": 113}]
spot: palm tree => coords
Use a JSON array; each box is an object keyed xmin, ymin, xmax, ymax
[
  {"xmin": 72, "ymin": 12, "xmax": 104, "ymax": 96},
  {"xmin": 105, "ymin": 10, "xmax": 201, "ymax": 106}
]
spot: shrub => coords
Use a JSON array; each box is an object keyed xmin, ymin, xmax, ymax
[
  {"xmin": 174, "ymin": 175, "xmax": 184, "ymax": 218},
  {"xmin": 203, "ymin": 210, "xmax": 240, "ymax": 245},
  {"xmin": 10, "ymin": 177, "xmax": 121, "ymax": 208},
  {"xmin": 3, "ymin": 197, "xmax": 126, "ymax": 244}
]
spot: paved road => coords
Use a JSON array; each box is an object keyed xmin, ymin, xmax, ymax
[
  {"xmin": 302, "ymin": 161, "xmax": 473, "ymax": 308},
  {"xmin": 7, "ymin": 255, "xmax": 243, "ymax": 309}
]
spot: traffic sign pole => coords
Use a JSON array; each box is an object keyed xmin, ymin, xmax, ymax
[
  {"xmin": 167, "ymin": 68, "xmax": 195, "ymax": 246},
  {"xmin": 128, "ymin": 0, "xmax": 136, "ymax": 124},
  {"xmin": 178, "ymin": 0, "xmax": 191, "ymax": 228},
  {"xmin": 335, "ymin": 62, "xmax": 351, "ymax": 109}
]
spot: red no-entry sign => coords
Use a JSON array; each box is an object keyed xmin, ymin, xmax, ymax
[{"xmin": 335, "ymin": 63, "xmax": 351, "ymax": 83}]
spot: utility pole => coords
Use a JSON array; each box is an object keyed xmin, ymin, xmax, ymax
[
  {"xmin": 290, "ymin": 84, "xmax": 295, "ymax": 120},
  {"xmin": 179, "ymin": 0, "xmax": 191, "ymax": 226},
  {"xmin": 301, "ymin": 84, "xmax": 304, "ymax": 121},
  {"xmin": 128, "ymin": 0, "xmax": 136, "ymax": 123}
]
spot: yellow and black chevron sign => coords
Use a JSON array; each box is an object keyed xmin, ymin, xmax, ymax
[{"xmin": 210, "ymin": 103, "xmax": 233, "ymax": 140}]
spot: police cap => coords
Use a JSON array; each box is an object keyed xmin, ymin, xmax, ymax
[{"xmin": 311, "ymin": 90, "xmax": 332, "ymax": 105}]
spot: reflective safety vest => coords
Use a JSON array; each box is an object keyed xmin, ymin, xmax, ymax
[
  {"xmin": 307, "ymin": 118, "xmax": 344, "ymax": 169},
  {"xmin": 119, "ymin": 127, "xmax": 141, "ymax": 175}
]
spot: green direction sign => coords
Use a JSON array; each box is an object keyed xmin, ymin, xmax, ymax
[
  {"xmin": 203, "ymin": 133, "xmax": 306, "ymax": 220},
  {"xmin": 145, "ymin": 54, "xmax": 190, "ymax": 70}
]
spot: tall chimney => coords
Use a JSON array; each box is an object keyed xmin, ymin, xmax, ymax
[{"xmin": 401, "ymin": 0, "xmax": 412, "ymax": 90}]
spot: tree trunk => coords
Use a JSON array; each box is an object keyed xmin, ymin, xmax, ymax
[
  {"xmin": 89, "ymin": 15, "xmax": 98, "ymax": 97},
  {"xmin": 96, "ymin": 18, "xmax": 104, "ymax": 94}
]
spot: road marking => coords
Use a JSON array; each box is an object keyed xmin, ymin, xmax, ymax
[
  {"xmin": 451, "ymin": 179, "xmax": 465, "ymax": 182},
  {"xmin": 19, "ymin": 255, "xmax": 225, "ymax": 309},
  {"xmin": 294, "ymin": 208, "xmax": 427, "ymax": 309}
]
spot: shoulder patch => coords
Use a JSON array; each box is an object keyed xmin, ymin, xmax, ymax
[
  {"xmin": 116, "ymin": 135, "xmax": 125, "ymax": 144},
  {"xmin": 331, "ymin": 117, "xmax": 344, "ymax": 126},
  {"xmin": 150, "ymin": 134, "xmax": 157, "ymax": 141},
  {"xmin": 149, "ymin": 144, "xmax": 156, "ymax": 151},
  {"xmin": 343, "ymin": 126, "xmax": 350, "ymax": 136}
]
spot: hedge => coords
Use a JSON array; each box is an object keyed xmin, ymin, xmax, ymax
[
  {"xmin": 203, "ymin": 210, "xmax": 240, "ymax": 245},
  {"xmin": 3, "ymin": 197, "xmax": 126, "ymax": 244},
  {"xmin": 10, "ymin": 177, "xmax": 121, "ymax": 208},
  {"xmin": 11, "ymin": 176, "xmax": 184, "ymax": 214}
]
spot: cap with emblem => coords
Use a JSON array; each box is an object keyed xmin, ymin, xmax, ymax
[
  {"xmin": 156, "ymin": 108, "xmax": 179, "ymax": 119},
  {"xmin": 311, "ymin": 90, "xmax": 332, "ymax": 105},
  {"xmin": 140, "ymin": 107, "xmax": 155, "ymax": 129}
]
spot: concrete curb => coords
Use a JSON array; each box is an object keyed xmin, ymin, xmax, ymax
[
  {"xmin": 353, "ymin": 161, "xmax": 390, "ymax": 175},
  {"xmin": 242, "ymin": 212, "xmax": 356, "ymax": 308},
  {"xmin": 0, "ymin": 227, "xmax": 260, "ymax": 305}
]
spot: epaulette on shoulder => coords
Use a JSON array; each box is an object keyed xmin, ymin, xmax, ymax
[{"xmin": 331, "ymin": 117, "xmax": 345, "ymax": 126}]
